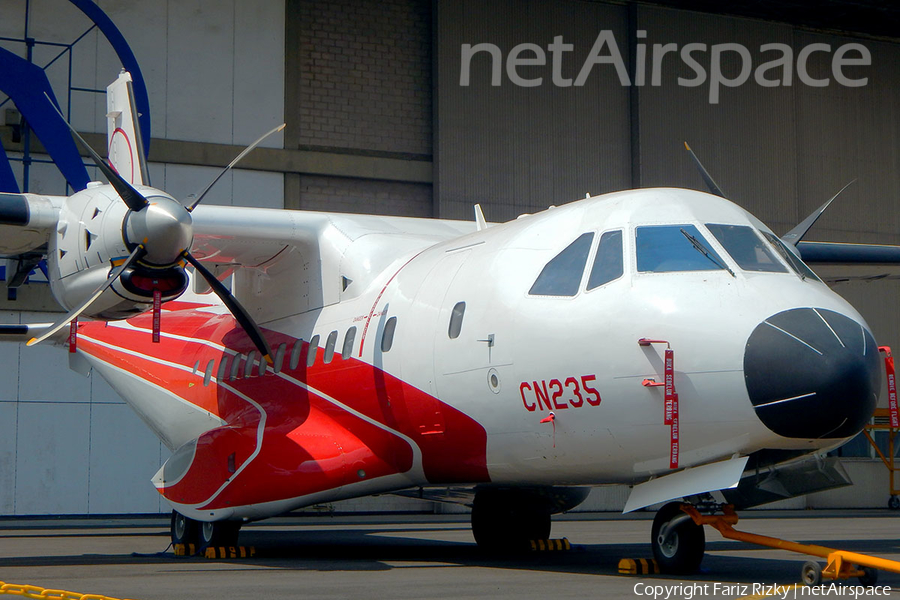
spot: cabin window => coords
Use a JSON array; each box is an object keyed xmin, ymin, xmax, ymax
[
  {"xmin": 245, "ymin": 351, "xmax": 258, "ymax": 377},
  {"xmin": 230, "ymin": 355, "xmax": 243, "ymax": 380},
  {"xmin": 289, "ymin": 340, "xmax": 303, "ymax": 370},
  {"xmin": 307, "ymin": 335, "xmax": 320, "ymax": 367},
  {"xmin": 342, "ymin": 327, "xmax": 357, "ymax": 359},
  {"xmin": 192, "ymin": 360, "xmax": 200, "ymax": 375},
  {"xmin": 636, "ymin": 225, "xmax": 728, "ymax": 273},
  {"xmin": 203, "ymin": 359, "xmax": 215, "ymax": 386},
  {"xmin": 448, "ymin": 302, "xmax": 466, "ymax": 339},
  {"xmin": 529, "ymin": 232, "xmax": 594, "ymax": 296},
  {"xmin": 273, "ymin": 343, "xmax": 287, "ymax": 373},
  {"xmin": 381, "ymin": 317, "xmax": 397, "ymax": 352},
  {"xmin": 217, "ymin": 357, "xmax": 229, "ymax": 383},
  {"xmin": 705, "ymin": 224, "xmax": 787, "ymax": 273},
  {"xmin": 762, "ymin": 231, "xmax": 822, "ymax": 282},
  {"xmin": 324, "ymin": 331, "xmax": 338, "ymax": 364},
  {"xmin": 587, "ymin": 230, "xmax": 624, "ymax": 290}
]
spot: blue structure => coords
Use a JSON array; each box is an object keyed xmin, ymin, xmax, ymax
[{"xmin": 0, "ymin": 0, "xmax": 149, "ymax": 193}]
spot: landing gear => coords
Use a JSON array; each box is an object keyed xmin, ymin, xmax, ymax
[
  {"xmin": 651, "ymin": 502, "xmax": 706, "ymax": 574},
  {"xmin": 199, "ymin": 520, "xmax": 241, "ymax": 548},
  {"xmin": 170, "ymin": 510, "xmax": 241, "ymax": 549},
  {"xmin": 170, "ymin": 510, "xmax": 198, "ymax": 546},
  {"xmin": 471, "ymin": 493, "xmax": 551, "ymax": 550}
]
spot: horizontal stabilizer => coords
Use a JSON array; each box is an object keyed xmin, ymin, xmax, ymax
[{"xmin": 623, "ymin": 456, "xmax": 748, "ymax": 513}]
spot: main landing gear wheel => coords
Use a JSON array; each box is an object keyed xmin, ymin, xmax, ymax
[
  {"xmin": 170, "ymin": 511, "xmax": 242, "ymax": 549},
  {"xmin": 471, "ymin": 500, "xmax": 551, "ymax": 551},
  {"xmin": 651, "ymin": 502, "xmax": 706, "ymax": 574},
  {"xmin": 170, "ymin": 510, "xmax": 198, "ymax": 546},
  {"xmin": 199, "ymin": 520, "xmax": 242, "ymax": 549}
]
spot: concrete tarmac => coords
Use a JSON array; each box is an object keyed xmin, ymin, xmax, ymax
[{"xmin": 1, "ymin": 511, "xmax": 899, "ymax": 599}]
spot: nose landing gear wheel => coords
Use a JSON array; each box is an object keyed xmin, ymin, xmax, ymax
[{"xmin": 651, "ymin": 502, "xmax": 706, "ymax": 574}]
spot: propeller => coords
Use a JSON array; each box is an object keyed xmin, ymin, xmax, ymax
[
  {"xmin": 36, "ymin": 94, "xmax": 282, "ymax": 362},
  {"xmin": 183, "ymin": 252, "xmax": 273, "ymax": 363},
  {"xmin": 780, "ymin": 180, "xmax": 855, "ymax": 246},
  {"xmin": 683, "ymin": 141, "xmax": 855, "ymax": 250},
  {"xmin": 184, "ymin": 123, "xmax": 285, "ymax": 211},
  {"xmin": 27, "ymin": 244, "xmax": 144, "ymax": 346},
  {"xmin": 684, "ymin": 142, "xmax": 726, "ymax": 198}
]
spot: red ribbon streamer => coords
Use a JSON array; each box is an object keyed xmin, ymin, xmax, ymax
[
  {"xmin": 664, "ymin": 349, "xmax": 675, "ymax": 425},
  {"xmin": 68, "ymin": 318, "xmax": 77, "ymax": 353},
  {"xmin": 880, "ymin": 347, "xmax": 899, "ymax": 428},
  {"xmin": 152, "ymin": 289, "xmax": 161, "ymax": 343},
  {"xmin": 670, "ymin": 393, "xmax": 679, "ymax": 469}
]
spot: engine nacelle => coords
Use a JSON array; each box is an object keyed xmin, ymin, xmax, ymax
[{"xmin": 47, "ymin": 182, "xmax": 189, "ymax": 319}]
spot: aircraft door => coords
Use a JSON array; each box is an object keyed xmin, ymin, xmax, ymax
[{"xmin": 402, "ymin": 250, "xmax": 471, "ymax": 434}]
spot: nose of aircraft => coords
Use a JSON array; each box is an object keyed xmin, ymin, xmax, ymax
[{"xmin": 743, "ymin": 307, "xmax": 880, "ymax": 439}]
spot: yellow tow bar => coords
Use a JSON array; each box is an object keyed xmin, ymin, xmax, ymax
[{"xmin": 682, "ymin": 504, "xmax": 900, "ymax": 585}]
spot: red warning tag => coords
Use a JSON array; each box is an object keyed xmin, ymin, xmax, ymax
[
  {"xmin": 68, "ymin": 318, "xmax": 77, "ymax": 353},
  {"xmin": 152, "ymin": 289, "xmax": 162, "ymax": 343},
  {"xmin": 664, "ymin": 349, "xmax": 675, "ymax": 425},
  {"xmin": 880, "ymin": 347, "xmax": 899, "ymax": 428},
  {"xmin": 670, "ymin": 393, "xmax": 679, "ymax": 469}
]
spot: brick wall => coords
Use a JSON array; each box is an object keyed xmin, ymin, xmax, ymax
[
  {"xmin": 297, "ymin": 174, "xmax": 432, "ymax": 217},
  {"xmin": 292, "ymin": 0, "xmax": 432, "ymax": 157}
]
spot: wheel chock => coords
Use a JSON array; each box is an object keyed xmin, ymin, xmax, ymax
[
  {"xmin": 173, "ymin": 543, "xmax": 197, "ymax": 557},
  {"xmin": 529, "ymin": 538, "xmax": 571, "ymax": 551},
  {"xmin": 618, "ymin": 558, "xmax": 660, "ymax": 575},
  {"xmin": 203, "ymin": 546, "xmax": 256, "ymax": 559}
]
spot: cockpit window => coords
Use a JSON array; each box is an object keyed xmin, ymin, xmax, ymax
[
  {"xmin": 636, "ymin": 225, "xmax": 728, "ymax": 273},
  {"xmin": 529, "ymin": 232, "xmax": 594, "ymax": 296},
  {"xmin": 587, "ymin": 230, "xmax": 624, "ymax": 290},
  {"xmin": 761, "ymin": 231, "xmax": 822, "ymax": 282},
  {"xmin": 705, "ymin": 224, "xmax": 787, "ymax": 273}
]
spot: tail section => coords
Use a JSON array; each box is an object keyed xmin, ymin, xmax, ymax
[{"xmin": 106, "ymin": 71, "xmax": 149, "ymax": 186}]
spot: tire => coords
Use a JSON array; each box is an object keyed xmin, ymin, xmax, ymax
[
  {"xmin": 858, "ymin": 567, "xmax": 878, "ymax": 586},
  {"xmin": 199, "ymin": 520, "xmax": 241, "ymax": 549},
  {"xmin": 802, "ymin": 561, "xmax": 823, "ymax": 586},
  {"xmin": 170, "ymin": 511, "xmax": 199, "ymax": 547},
  {"xmin": 651, "ymin": 502, "xmax": 705, "ymax": 574},
  {"xmin": 888, "ymin": 496, "xmax": 899, "ymax": 510}
]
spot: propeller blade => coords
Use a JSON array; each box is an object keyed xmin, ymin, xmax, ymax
[
  {"xmin": 43, "ymin": 92, "xmax": 148, "ymax": 212},
  {"xmin": 186, "ymin": 123, "xmax": 286, "ymax": 211},
  {"xmin": 684, "ymin": 142, "xmax": 727, "ymax": 198},
  {"xmin": 183, "ymin": 252, "xmax": 273, "ymax": 363},
  {"xmin": 26, "ymin": 244, "xmax": 144, "ymax": 347},
  {"xmin": 781, "ymin": 180, "xmax": 856, "ymax": 247}
]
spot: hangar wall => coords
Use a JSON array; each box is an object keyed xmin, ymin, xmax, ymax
[
  {"xmin": 1, "ymin": 0, "xmax": 899, "ymax": 516},
  {"xmin": 0, "ymin": 0, "xmax": 285, "ymax": 515}
]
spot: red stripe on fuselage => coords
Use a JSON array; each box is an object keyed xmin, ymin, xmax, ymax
[{"xmin": 77, "ymin": 307, "xmax": 488, "ymax": 509}]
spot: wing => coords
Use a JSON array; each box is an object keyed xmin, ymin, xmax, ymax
[
  {"xmin": 188, "ymin": 205, "xmax": 476, "ymax": 322},
  {"xmin": 798, "ymin": 241, "xmax": 900, "ymax": 283}
]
